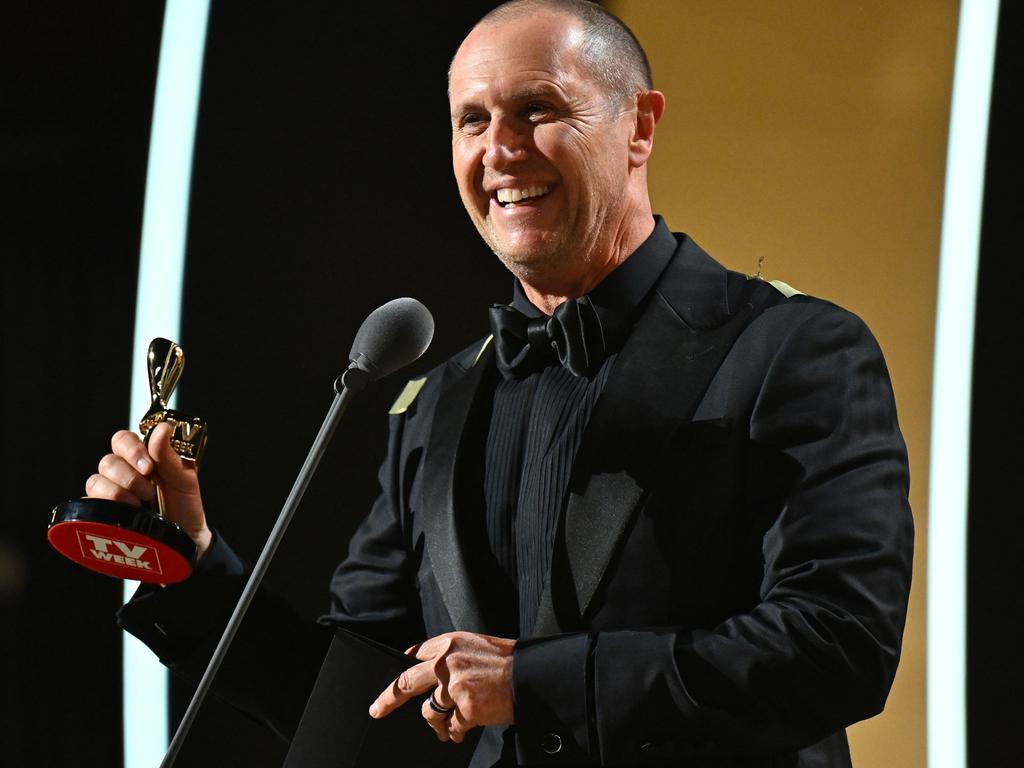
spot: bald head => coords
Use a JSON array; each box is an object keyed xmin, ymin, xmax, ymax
[
  {"xmin": 454, "ymin": 0, "xmax": 652, "ymax": 109},
  {"xmin": 447, "ymin": 2, "xmax": 665, "ymax": 309}
]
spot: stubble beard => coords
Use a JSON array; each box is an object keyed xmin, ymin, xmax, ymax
[{"xmin": 481, "ymin": 217, "xmax": 576, "ymax": 285}]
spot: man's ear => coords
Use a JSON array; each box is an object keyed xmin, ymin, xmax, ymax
[{"xmin": 628, "ymin": 90, "xmax": 666, "ymax": 168}]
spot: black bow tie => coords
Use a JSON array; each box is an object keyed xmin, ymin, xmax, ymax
[{"xmin": 488, "ymin": 296, "xmax": 608, "ymax": 379}]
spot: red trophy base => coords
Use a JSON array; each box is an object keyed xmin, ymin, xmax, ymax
[{"xmin": 48, "ymin": 499, "xmax": 195, "ymax": 584}]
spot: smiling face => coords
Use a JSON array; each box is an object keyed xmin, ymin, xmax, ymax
[{"xmin": 449, "ymin": 12, "xmax": 648, "ymax": 297}]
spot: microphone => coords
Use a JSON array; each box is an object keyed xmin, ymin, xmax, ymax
[
  {"xmin": 348, "ymin": 297, "xmax": 435, "ymax": 382},
  {"xmin": 161, "ymin": 298, "xmax": 433, "ymax": 768}
]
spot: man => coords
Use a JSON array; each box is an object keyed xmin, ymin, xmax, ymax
[{"xmin": 91, "ymin": 1, "xmax": 913, "ymax": 765}]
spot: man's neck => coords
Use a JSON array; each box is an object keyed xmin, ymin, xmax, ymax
[{"xmin": 520, "ymin": 214, "xmax": 656, "ymax": 315}]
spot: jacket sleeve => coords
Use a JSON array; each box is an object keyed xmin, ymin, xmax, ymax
[
  {"xmin": 512, "ymin": 303, "xmax": 914, "ymax": 764},
  {"xmin": 116, "ymin": 409, "xmax": 423, "ymax": 742}
]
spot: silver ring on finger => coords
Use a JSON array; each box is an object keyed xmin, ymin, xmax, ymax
[{"xmin": 429, "ymin": 690, "xmax": 456, "ymax": 717}]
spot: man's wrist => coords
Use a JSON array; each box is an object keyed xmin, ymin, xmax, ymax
[{"xmin": 194, "ymin": 525, "xmax": 213, "ymax": 561}]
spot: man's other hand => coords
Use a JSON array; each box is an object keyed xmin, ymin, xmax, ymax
[
  {"xmin": 369, "ymin": 631, "xmax": 515, "ymax": 743},
  {"xmin": 85, "ymin": 423, "xmax": 212, "ymax": 558}
]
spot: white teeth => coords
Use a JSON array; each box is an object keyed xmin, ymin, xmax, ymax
[{"xmin": 496, "ymin": 185, "xmax": 550, "ymax": 205}]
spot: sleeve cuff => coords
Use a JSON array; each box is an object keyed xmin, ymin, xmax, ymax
[
  {"xmin": 115, "ymin": 528, "xmax": 247, "ymax": 664},
  {"xmin": 592, "ymin": 630, "xmax": 697, "ymax": 763},
  {"xmin": 512, "ymin": 632, "xmax": 592, "ymax": 763}
]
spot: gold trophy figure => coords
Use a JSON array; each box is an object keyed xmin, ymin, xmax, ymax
[{"xmin": 48, "ymin": 338, "xmax": 207, "ymax": 583}]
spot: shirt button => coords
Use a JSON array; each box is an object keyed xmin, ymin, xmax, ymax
[{"xmin": 540, "ymin": 732, "xmax": 563, "ymax": 755}]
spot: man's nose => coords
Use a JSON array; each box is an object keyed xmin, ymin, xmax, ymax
[{"xmin": 483, "ymin": 117, "xmax": 528, "ymax": 169}]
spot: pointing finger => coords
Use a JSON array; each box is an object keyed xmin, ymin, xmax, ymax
[{"xmin": 369, "ymin": 659, "xmax": 437, "ymax": 719}]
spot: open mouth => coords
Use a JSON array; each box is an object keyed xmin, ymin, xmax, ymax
[{"xmin": 495, "ymin": 184, "xmax": 551, "ymax": 208}]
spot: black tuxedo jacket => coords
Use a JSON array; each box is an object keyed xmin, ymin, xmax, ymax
[{"xmin": 120, "ymin": 233, "xmax": 913, "ymax": 767}]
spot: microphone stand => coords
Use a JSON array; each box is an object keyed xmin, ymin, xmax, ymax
[{"xmin": 159, "ymin": 365, "xmax": 370, "ymax": 768}]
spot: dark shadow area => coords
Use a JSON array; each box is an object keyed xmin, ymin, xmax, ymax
[
  {"xmin": 3, "ymin": 1, "xmax": 508, "ymax": 766},
  {"xmin": 168, "ymin": 2, "xmax": 506, "ymax": 766},
  {"xmin": 2, "ymin": 4, "xmax": 166, "ymax": 767}
]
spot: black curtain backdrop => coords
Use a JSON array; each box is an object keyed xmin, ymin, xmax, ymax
[
  {"xmin": 3, "ymin": 3, "xmax": 164, "ymax": 767},
  {"xmin": 3, "ymin": 2, "xmax": 503, "ymax": 766}
]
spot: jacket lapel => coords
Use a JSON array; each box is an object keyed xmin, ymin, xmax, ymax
[
  {"xmin": 421, "ymin": 338, "xmax": 493, "ymax": 633},
  {"xmin": 532, "ymin": 237, "xmax": 753, "ymax": 636}
]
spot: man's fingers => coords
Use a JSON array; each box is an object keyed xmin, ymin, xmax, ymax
[
  {"xmin": 111, "ymin": 430, "xmax": 153, "ymax": 475},
  {"xmin": 100, "ymin": 426, "xmax": 210, "ymax": 556},
  {"xmin": 414, "ymin": 633, "xmax": 454, "ymax": 661},
  {"xmin": 109, "ymin": 425, "xmax": 198, "ymax": 497},
  {"xmin": 390, "ymin": 631, "xmax": 513, "ymax": 740},
  {"xmin": 97, "ymin": 454, "xmax": 156, "ymax": 502},
  {"xmin": 420, "ymin": 696, "xmax": 450, "ymax": 742},
  {"xmin": 369, "ymin": 660, "xmax": 437, "ymax": 719},
  {"xmin": 448, "ymin": 709, "xmax": 472, "ymax": 743},
  {"xmin": 85, "ymin": 474, "xmax": 142, "ymax": 507},
  {"xmin": 433, "ymin": 682, "xmax": 455, "ymax": 710}
]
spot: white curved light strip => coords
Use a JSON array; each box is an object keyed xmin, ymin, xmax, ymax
[
  {"xmin": 124, "ymin": 1, "xmax": 210, "ymax": 766},
  {"xmin": 927, "ymin": 1, "xmax": 1000, "ymax": 767}
]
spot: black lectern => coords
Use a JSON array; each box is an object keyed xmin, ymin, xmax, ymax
[{"xmin": 283, "ymin": 629, "xmax": 478, "ymax": 767}]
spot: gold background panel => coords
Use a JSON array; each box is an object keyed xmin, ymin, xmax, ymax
[{"xmin": 607, "ymin": 1, "xmax": 961, "ymax": 766}]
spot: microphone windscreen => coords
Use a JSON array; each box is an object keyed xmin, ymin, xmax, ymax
[{"xmin": 349, "ymin": 298, "xmax": 434, "ymax": 380}]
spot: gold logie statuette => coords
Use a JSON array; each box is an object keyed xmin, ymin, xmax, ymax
[
  {"xmin": 46, "ymin": 336, "xmax": 205, "ymax": 582},
  {"xmin": 139, "ymin": 338, "xmax": 208, "ymax": 467}
]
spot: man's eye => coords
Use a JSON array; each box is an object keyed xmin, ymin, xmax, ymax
[
  {"xmin": 459, "ymin": 115, "xmax": 487, "ymax": 132},
  {"xmin": 525, "ymin": 103, "xmax": 552, "ymax": 119}
]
